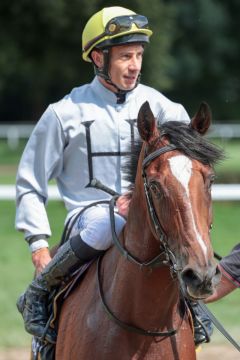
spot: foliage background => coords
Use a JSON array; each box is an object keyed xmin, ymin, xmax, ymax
[{"xmin": 0, "ymin": 0, "xmax": 240, "ymax": 122}]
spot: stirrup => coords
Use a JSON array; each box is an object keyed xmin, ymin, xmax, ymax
[
  {"xmin": 194, "ymin": 315, "xmax": 211, "ymax": 346},
  {"xmin": 187, "ymin": 300, "xmax": 213, "ymax": 346},
  {"xmin": 40, "ymin": 314, "xmax": 57, "ymax": 344}
]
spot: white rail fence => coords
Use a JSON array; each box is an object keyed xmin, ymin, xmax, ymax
[
  {"xmin": 1, "ymin": 123, "xmax": 240, "ymax": 149},
  {"xmin": 1, "ymin": 184, "xmax": 240, "ymax": 201},
  {"xmin": 0, "ymin": 124, "xmax": 239, "ymax": 201}
]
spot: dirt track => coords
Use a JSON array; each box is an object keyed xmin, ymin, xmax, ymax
[
  {"xmin": 197, "ymin": 343, "xmax": 239, "ymax": 360},
  {"xmin": 0, "ymin": 344, "xmax": 239, "ymax": 360}
]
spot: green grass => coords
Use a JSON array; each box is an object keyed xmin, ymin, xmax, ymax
[
  {"xmin": 0, "ymin": 139, "xmax": 27, "ymax": 165},
  {"xmin": 0, "ymin": 200, "xmax": 239, "ymax": 348},
  {"xmin": 0, "ymin": 200, "xmax": 66, "ymax": 348},
  {"xmin": 209, "ymin": 202, "xmax": 240, "ymax": 341},
  {"xmin": 213, "ymin": 139, "xmax": 240, "ymax": 183}
]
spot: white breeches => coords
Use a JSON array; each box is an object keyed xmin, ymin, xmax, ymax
[{"xmin": 70, "ymin": 205, "xmax": 126, "ymax": 250}]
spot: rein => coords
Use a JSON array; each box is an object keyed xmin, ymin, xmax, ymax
[
  {"xmin": 109, "ymin": 196, "xmax": 169, "ymax": 268},
  {"xmin": 97, "ymin": 255, "xmax": 184, "ymax": 337}
]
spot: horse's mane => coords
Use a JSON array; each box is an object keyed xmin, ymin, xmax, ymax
[{"xmin": 123, "ymin": 120, "xmax": 225, "ymax": 185}]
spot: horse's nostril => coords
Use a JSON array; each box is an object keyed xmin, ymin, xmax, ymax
[{"xmin": 181, "ymin": 268, "xmax": 201, "ymax": 287}]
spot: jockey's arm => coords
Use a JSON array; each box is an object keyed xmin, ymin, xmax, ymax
[
  {"xmin": 28, "ymin": 189, "xmax": 133, "ymax": 275},
  {"xmin": 205, "ymin": 270, "xmax": 238, "ymax": 303},
  {"xmin": 205, "ymin": 243, "xmax": 240, "ymax": 303}
]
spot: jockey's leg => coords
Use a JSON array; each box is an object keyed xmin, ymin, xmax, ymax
[
  {"xmin": 17, "ymin": 206, "xmax": 126, "ymax": 343},
  {"xmin": 190, "ymin": 301, "xmax": 213, "ymax": 346},
  {"xmin": 16, "ymin": 238, "xmax": 103, "ymax": 343}
]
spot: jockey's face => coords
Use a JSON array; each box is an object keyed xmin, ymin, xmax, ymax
[
  {"xmin": 108, "ymin": 44, "xmax": 144, "ymax": 91},
  {"xmin": 92, "ymin": 44, "xmax": 144, "ymax": 92}
]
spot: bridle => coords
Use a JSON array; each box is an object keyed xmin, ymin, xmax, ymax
[
  {"xmin": 109, "ymin": 142, "xmax": 181, "ymax": 273},
  {"xmin": 142, "ymin": 143, "xmax": 182, "ymax": 273},
  {"xmin": 97, "ymin": 142, "xmax": 187, "ymax": 337}
]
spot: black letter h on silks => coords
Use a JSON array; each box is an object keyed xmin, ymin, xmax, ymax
[{"xmin": 82, "ymin": 119, "xmax": 136, "ymax": 183}]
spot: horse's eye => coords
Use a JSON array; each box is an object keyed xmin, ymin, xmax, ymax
[
  {"xmin": 149, "ymin": 182, "xmax": 158, "ymax": 193},
  {"xmin": 210, "ymin": 175, "xmax": 215, "ymax": 185},
  {"xmin": 207, "ymin": 174, "xmax": 215, "ymax": 190},
  {"xmin": 149, "ymin": 181, "xmax": 162, "ymax": 199}
]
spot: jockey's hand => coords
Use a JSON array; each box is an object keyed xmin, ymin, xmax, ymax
[
  {"xmin": 204, "ymin": 274, "xmax": 237, "ymax": 303},
  {"xmin": 32, "ymin": 247, "xmax": 52, "ymax": 275},
  {"xmin": 116, "ymin": 191, "xmax": 132, "ymax": 219}
]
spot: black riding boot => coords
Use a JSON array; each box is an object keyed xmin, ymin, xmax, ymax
[
  {"xmin": 16, "ymin": 236, "xmax": 104, "ymax": 343},
  {"xmin": 191, "ymin": 301, "xmax": 213, "ymax": 346}
]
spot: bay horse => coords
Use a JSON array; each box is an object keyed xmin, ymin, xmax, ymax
[{"xmin": 55, "ymin": 102, "xmax": 223, "ymax": 360}]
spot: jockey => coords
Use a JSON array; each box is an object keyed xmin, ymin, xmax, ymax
[{"xmin": 16, "ymin": 6, "xmax": 209, "ymax": 345}]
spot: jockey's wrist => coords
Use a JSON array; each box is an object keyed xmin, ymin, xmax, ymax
[
  {"xmin": 25, "ymin": 235, "xmax": 49, "ymax": 253},
  {"xmin": 29, "ymin": 239, "xmax": 49, "ymax": 253}
]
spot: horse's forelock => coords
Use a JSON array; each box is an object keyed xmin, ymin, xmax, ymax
[{"xmin": 122, "ymin": 121, "xmax": 225, "ymax": 186}]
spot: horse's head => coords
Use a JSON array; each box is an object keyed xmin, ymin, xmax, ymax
[{"xmin": 136, "ymin": 101, "xmax": 224, "ymax": 300}]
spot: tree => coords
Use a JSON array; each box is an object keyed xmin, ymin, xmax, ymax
[
  {"xmin": 0, "ymin": 0, "xmax": 175, "ymax": 122},
  {"xmin": 166, "ymin": 0, "xmax": 240, "ymax": 120},
  {"xmin": 1, "ymin": 1, "xmax": 239, "ymax": 122}
]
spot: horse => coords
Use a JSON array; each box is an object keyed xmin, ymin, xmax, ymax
[{"xmin": 55, "ymin": 101, "xmax": 224, "ymax": 360}]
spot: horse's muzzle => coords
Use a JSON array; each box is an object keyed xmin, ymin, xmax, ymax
[{"xmin": 180, "ymin": 264, "xmax": 221, "ymax": 300}]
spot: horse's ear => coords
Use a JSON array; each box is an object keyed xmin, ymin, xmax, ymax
[
  {"xmin": 137, "ymin": 101, "xmax": 158, "ymax": 142},
  {"xmin": 190, "ymin": 102, "xmax": 211, "ymax": 135}
]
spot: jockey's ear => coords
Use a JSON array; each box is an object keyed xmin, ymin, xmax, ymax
[
  {"xmin": 137, "ymin": 101, "xmax": 159, "ymax": 143},
  {"xmin": 191, "ymin": 102, "xmax": 211, "ymax": 135}
]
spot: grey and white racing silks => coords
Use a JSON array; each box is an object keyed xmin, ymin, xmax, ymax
[{"xmin": 15, "ymin": 76, "xmax": 190, "ymax": 240}]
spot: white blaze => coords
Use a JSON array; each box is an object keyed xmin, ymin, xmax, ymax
[{"xmin": 168, "ymin": 155, "xmax": 207, "ymax": 258}]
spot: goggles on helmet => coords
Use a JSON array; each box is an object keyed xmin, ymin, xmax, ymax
[{"xmin": 83, "ymin": 14, "xmax": 149, "ymax": 53}]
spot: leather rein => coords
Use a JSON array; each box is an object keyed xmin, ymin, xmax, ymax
[{"xmin": 97, "ymin": 143, "xmax": 187, "ymax": 337}]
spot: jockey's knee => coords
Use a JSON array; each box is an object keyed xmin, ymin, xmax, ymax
[{"xmin": 72, "ymin": 206, "xmax": 126, "ymax": 251}]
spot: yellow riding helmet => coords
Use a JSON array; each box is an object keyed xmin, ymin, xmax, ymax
[{"xmin": 82, "ymin": 6, "xmax": 153, "ymax": 62}]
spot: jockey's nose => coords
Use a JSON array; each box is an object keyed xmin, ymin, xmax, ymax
[{"xmin": 129, "ymin": 55, "xmax": 141, "ymax": 72}]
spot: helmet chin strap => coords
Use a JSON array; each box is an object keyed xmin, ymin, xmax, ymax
[{"xmin": 93, "ymin": 48, "xmax": 141, "ymax": 104}]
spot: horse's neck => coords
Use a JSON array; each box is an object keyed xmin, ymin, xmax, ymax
[{"xmin": 104, "ymin": 245, "xmax": 180, "ymax": 331}]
